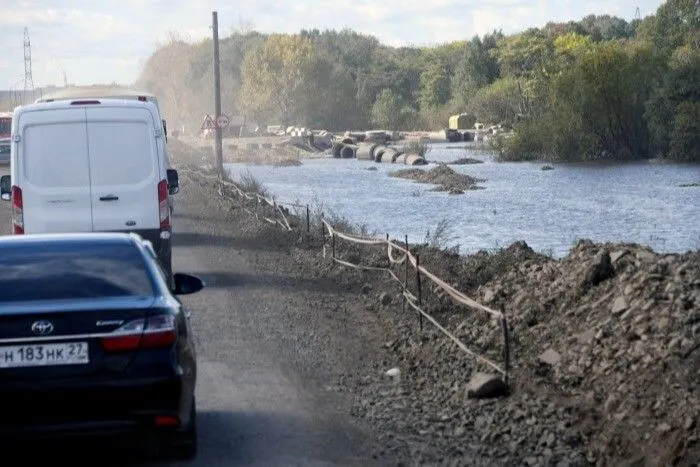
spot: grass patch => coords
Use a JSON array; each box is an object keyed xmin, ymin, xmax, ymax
[
  {"xmin": 401, "ymin": 139, "xmax": 429, "ymax": 157},
  {"xmin": 237, "ymin": 169, "xmax": 269, "ymax": 197},
  {"xmin": 423, "ymin": 218, "xmax": 460, "ymax": 253}
]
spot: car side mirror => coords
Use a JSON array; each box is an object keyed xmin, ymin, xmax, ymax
[
  {"xmin": 0, "ymin": 175, "xmax": 10, "ymax": 201},
  {"xmin": 167, "ymin": 169, "xmax": 179, "ymax": 195},
  {"xmin": 173, "ymin": 273, "xmax": 204, "ymax": 295}
]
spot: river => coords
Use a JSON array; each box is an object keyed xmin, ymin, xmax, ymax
[{"xmin": 224, "ymin": 143, "xmax": 700, "ymax": 258}]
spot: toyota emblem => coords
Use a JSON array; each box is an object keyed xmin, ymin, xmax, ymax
[{"xmin": 31, "ymin": 320, "xmax": 54, "ymax": 336}]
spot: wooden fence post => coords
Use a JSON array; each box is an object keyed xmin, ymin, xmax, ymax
[
  {"xmin": 331, "ymin": 231, "xmax": 336, "ymax": 260},
  {"xmin": 386, "ymin": 234, "xmax": 390, "ymax": 269},
  {"xmin": 501, "ymin": 304, "xmax": 511, "ymax": 386},
  {"xmin": 416, "ymin": 254, "xmax": 423, "ymax": 331},
  {"xmin": 403, "ymin": 235, "xmax": 409, "ymax": 314}
]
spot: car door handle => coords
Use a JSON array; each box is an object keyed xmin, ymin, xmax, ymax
[{"xmin": 99, "ymin": 195, "xmax": 119, "ymax": 201}]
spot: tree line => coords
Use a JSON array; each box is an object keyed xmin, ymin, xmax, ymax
[{"xmin": 136, "ymin": 0, "xmax": 699, "ymax": 162}]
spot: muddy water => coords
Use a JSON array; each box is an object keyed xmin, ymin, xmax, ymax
[{"xmin": 225, "ymin": 144, "xmax": 700, "ymax": 258}]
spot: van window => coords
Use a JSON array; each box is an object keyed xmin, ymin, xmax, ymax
[
  {"xmin": 23, "ymin": 122, "xmax": 91, "ymax": 188},
  {"xmin": 87, "ymin": 120, "xmax": 155, "ymax": 186}
]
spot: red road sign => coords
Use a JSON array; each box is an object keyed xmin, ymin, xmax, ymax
[{"xmin": 216, "ymin": 114, "xmax": 230, "ymax": 129}]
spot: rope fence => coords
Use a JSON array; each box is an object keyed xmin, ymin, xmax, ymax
[{"xmin": 181, "ymin": 166, "xmax": 511, "ymax": 385}]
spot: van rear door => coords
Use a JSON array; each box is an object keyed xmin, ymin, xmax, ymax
[
  {"xmin": 85, "ymin": 106, "xmax": 160, "ymax": 232},
  {"xmin": 18, "ymin": 108, "xmax": 93, "ymax": 233}
]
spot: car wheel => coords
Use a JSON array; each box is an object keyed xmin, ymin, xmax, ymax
[{"xmin": 165, "ymin": 398, "xmax": 197, "ymax": 461}]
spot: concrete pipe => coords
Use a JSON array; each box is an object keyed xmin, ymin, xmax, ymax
[
  {"xmin": 378, "ymin": 147, "xmax": 400, "ymax": 163},
  {"xmin": 394, "ymin": 154, "xmax": 407, "ymax": 164},
  {"xmin": 356, "ymin": 143, "xmax": 379, "ymax": 161},
  {"xmin": 365, "ymin": 130, "xmax": 388, "ymax": 144},
  {"xmin": 332, "ymin": 142, "xmax": 344, "ymax": 158},
  {"xmin": 373, "ymin": 146, "xmax": 387, "ymax": 161},
  {"xmin": 404, "ymin": 154, "xmax": 427, "ymax": 166},
  {"xmin": 340, "ymin": 144, "xmax": 357, "ymax": 158},
  {"xmin": 345, "ymin": 131, "xmax": 366, "ymax": 143},
  {"xmin": 341, "ymin": 137, "xmax": 355, "ymax": 145}
]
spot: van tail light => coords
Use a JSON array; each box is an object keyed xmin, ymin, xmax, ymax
[
  {"xmin": 101, "ymin": 315, "xmax": 177, "ymax": 352},
  {"xmin": 11, "ymin": 185, "xmax": 23, "ymax": 234},
  {"xmin": 158, "ymin": 180, "xmax": 170, "ymax": 230}
]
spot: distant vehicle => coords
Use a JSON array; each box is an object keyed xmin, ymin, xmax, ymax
[
  {"xmin": 0, "ymin": 112, "xmax": 11, "ymax": 139},
  {"xmin": 0, "ymin": 232, "xmax": 204, "ymax": 460},
  {"xmin": 0, "ymin": 138, "xmax": 9, "ymax": 165},
  {"xmin": 0, "ymin": 98, "xmax": 179, "ymax": 283}
]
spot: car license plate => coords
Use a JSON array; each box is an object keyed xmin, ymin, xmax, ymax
[{"xmin": 0, "ymin": 342, "xmax": 89, "ymax": 368}]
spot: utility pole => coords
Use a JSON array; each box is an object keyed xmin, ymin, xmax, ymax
[{"xmin": 212, "ymin": 11, "xmax": 224, "ymax": 176}]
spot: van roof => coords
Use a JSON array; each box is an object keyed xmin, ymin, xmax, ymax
[
  {"xmin": 36, "ymin": 86, "xmax": 157, "ymax": 102},
  {"xmin": 16, "ymin": 98, "xmax": 160, "ymax": 114}
]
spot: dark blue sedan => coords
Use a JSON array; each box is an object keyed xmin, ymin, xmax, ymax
[{"xmin": 0, "ymin": 232, "xmax": 204, "ymax": 460}]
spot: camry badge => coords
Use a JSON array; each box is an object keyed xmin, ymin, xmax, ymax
[{"xmin": 31, "ymin": 320, "xmax": 54, "ymax": 336}]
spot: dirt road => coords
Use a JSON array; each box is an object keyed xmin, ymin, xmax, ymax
[{"xmin": 0, "ymin": 164, "xmax": 399, "ymax": 466}]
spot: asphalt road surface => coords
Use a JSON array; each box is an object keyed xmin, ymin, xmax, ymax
[{"xmin": 0, "ymin": 165, "xmax": 385, "ymax": 466}]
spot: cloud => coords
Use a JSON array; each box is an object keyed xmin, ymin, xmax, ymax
[{"xmin": 0, "ymin": 0, "xmax": 665, "ymax": 89}]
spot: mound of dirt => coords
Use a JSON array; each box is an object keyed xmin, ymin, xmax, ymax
[
  {"xmin": 349, "ymin": 240, "xmax": 700, "ymax": 466},
  {"xmin": 448, "ymin": 157, "xmax": 484, "ymax": 165},
  {"xmin": 389, "ymin": 164, "xmax": 485, "ymax": 194}
]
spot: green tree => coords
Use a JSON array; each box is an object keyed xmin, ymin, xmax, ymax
[
  {"xmin": 646, "ymin": 40, "xmax": 700, "ymax": 160},
  {"xmin": 552, "ymin": 41, "xmax": 661, "ymax": 159},
  {"xmin": 240, "ymin": 34, "xmax": 324, "ymax": 125},
  {"xmin": 493, "ymin": 29, "xmax": 554, "ymax": 78},
  {"xmin": 371, "ymin": 89, "xmax": 404, "ymax": 129},
  {"xmin": 451, "ymin": 35, "xmax": 501, "ymax": 106},
  {"xmin": 466, "ymin": 77, "xmax": 522, "ymax": 125},
  {"xmin": 419, "ymin": 57, "xmax": 451, "ymax": 110},
  {"xmin": 637, "ymin": 0, "xmax": 700, "ymax": 55}
]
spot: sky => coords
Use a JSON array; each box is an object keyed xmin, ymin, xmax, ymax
[{"xmin": 0, "ymin": 0, "xmax": 666, "ymax": 90}]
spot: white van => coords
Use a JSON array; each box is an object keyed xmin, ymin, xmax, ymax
[{"xmin": 0, "ymin": 98, "xmax": 179, "ymax": 281}]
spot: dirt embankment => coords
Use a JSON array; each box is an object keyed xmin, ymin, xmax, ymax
[
  {"xmin": 169, "ymin": 135, "xmax": 322, "ymax": 167},
  {"xmin": 170, "ymin": 140, "xmax": 700, "ymax": 466},
  {"xmin": 389, "ymin": 164, "xmax": 485, "ymax": 194}
]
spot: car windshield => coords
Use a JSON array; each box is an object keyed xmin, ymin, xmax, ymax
[
  {"xmin": 0, "ymin": 142, "xmax": 9, "ymax": 155},
  {"xmin": 0, "ymin": 241, "xmax": 156, "ymax": 302}
]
